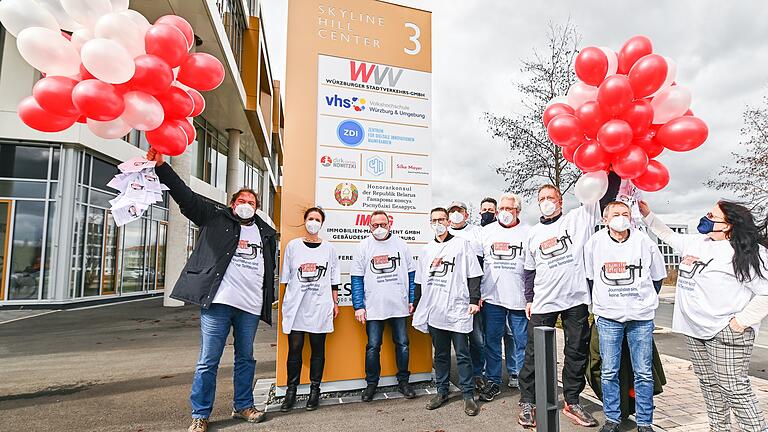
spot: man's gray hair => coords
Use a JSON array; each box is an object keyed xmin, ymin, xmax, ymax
[{"xmin": 498, "ymin": 192, "xmax": 522, "ymax": 210}]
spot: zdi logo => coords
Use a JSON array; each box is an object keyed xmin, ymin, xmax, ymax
[
  {"xmin": 325, "ymin": 94, "xmax": 366, "ymax": 111},
  {"xmin": 350, "ymin": 61, "xmax": 404, "ymax": 87}
]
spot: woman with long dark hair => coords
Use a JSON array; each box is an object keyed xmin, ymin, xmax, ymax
[{"xmin": 640, "ymin": 200, "xmax": 768, "ymax": 431}]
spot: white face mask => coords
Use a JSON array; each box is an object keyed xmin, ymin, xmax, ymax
[
  {"xmin": 539, "ymin": 200, "xmax": 557, "ymax": 217},
  {"xmin": 234, "ymin": 203, "xmax": 255, "ymax": 219},
  {"xmin": 449, "ymin": 211, "xmax": 465, "ymax": 224},
  {"xmin": 608, "ymin": 215, "xmax": 631, "ymax": 232},
  {"xmin": 305, "ymin": 220, "xmax": 322, "ymax": 235},
  {"xmin": 431, "ymin": 223, "xmax": 447, "ymax": 236},
  {"xmin": 372, "ymin": 226, "xmax": 389, "ymax": 240},
  {"xmin": 498, "ymin": 210, "xmax": 517, "ymax": 226}
]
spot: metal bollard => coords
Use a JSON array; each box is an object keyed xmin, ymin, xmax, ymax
[{"xmin": 534, "ymin": 326, "xmax": 559, "ymax": 432}]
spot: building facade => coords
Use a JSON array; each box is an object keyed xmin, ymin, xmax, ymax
[{"xmin": 0, "ymin": 0, "xmax": 283, "ymax": 307}]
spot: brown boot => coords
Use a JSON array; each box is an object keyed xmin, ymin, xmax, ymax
[
  {"xmin": 188, "ymin": 418, "xmax": 208, "ymax": 432},
  {"xmin": 231, "ymin": 406, "xmax": 266, "ymax": 423}
]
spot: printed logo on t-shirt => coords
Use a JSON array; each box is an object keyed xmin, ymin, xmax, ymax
[
  {"xmin": 370, "ymin": 252, "xmax": 400, "ymax": 274},
  {"xmin": 678, "ymin": 256, "xmax": 712, "ymax": 279},
  {"xmin": 538, "ymin": 230, "xmax": 572, "ymax": 259},
  {"xmin": 600, "ymin": 260, "xmax": 643, "ymax": 286},
  {"xmin": 490, "ymin": 241, "xmax": 523, "ymax": 260},
  {"xmin": 236, "ymin": 239, "xmax": 262, "ymax": 260},
  {"xmin": 429, "ymin": 256, "xmax": 455, "ymax": 277},
  {"xmin": 298, "ymin": 262, "xmax": 328, "ymax": 282}
]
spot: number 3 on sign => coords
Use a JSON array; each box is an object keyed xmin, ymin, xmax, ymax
[{"xmin": 404, "ymin": 22, "xmax": 421, "ymax": 55}]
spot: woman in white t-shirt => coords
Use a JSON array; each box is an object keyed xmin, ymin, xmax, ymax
[
  {"xmin": 279, "ymin": 207, "xmax": 341, "ymax": 412},
  {"xmin": 640, "ymin": 200, "xmax": 768, "ymax": 431}
]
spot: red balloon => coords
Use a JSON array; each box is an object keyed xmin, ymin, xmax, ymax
[
  {"xmin": 575, "ymin": 101, "xmax": 610, "ymax": 138},
  {"xmin": 612, "ymin": 145, "xmax": 649, "ymax": 179},
  {"xmin": 633, "ymin": 134, "xmax": 664, "ymax": 158},
  {"xmin": 71, "ymin": 79, "xmax": 125, "ymax": 121},
  {"xmin": 32, "ymin": 76, "xmax": 80, "ymax": 117},
  {"xmin": 546, "ymin": 114, "xmax": 583, "ymax": 148},
  {"xmin": 618, "ymin": 99, "xmax": 654, "ymax": 137},
  {"xmin": 632, "ymin": 160, "xmax": 670, "ymax": 192},
  {"xmin": 76, "ymin": 114, "xmax": 87, "ymax": 124},
  {"xmin": 543, "ymin": 103, "xmax": 574, "ymax": 127},
  {"xmin": 146, "ymin": 120, "xmax": 188, "ymax": 156},
  {"xmin": 188, "ymin": 89, "xmax": 205, "ymax": 117},
  {"xmin": 562, "ymin": 141, "xmax": 581, "ymax": 163},
  {"xmin": 573, "ymin": 140, "xmax": 610, "ymax": 172},
  {"xmin": 597, "ymin": 119, "xmax": 633, "ymax": 153},
  {"xmin": 628, "ymin": 54, "xmax": 668, "ymax": 98},
  {"xmin": 684, "ymin": 109, "xmax": 694, "ymax": 116},
  {"xmin": 129, "ymin": 55, "xmax": 174, "ymax": 95},
  {"xmin": 79, "ymin": 63, "xmax": 94, "ymax": 80},
  {"xmin": 171, "ymin": 118, "xmax": 196, "ymax": 145},
  {"xmin": 176, "ymin": 53, "xmax": 225, "ymax": 91},
  {"xmin": 145, "ymin": 24, "xmax": 189, "ymax": 68},
  {"xmin": 656, "ymin": 116, "xmax": 709, "ymax": 152},
  {"xmin": 597, "ymin": 75, "xmax": 634, "ymax": 116},
  {"xmin": 618, "ymin": 35, "xmax": 653, "ymax": 74},
  {"xmin": 574, "ymin": 47, "xmax": 608, "ymax": 87},
  {"xmin": 156, "ymin": 86, "xmax": 195, "ymax": 119},
  {"xmin": 18, "ymin": 96, "xmax": 78, "ymax": 132},
  {"xmin": 155, "ymin": 15, "xmax": 194, "ymax": 49}
]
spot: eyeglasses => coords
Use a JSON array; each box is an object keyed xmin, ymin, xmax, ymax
[
  {"xmin": 706, "ymin": 212, "xmax": 727, "ymax": 223},
  {"xmin": 430, "ymin": 217, "xmax": 448, "ymax": 224},
  {"xmin": 371, "ymin": 223, "xmax": 388, "ymax": 229}
]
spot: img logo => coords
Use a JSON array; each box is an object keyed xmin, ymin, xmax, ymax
[
  {"xmin": 366, "ymin": 156, "xmax": 386, "ymax": 177},
  {"xmin": 336, "ymin": 119, "xmax": 365, "ymax": 147},
  {"xmin": 325, "ymin": 94, "xmax": 366, "ymax": 111}
]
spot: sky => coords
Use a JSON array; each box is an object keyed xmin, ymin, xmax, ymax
[{"xmin": 259, "ymin": 0, "xmax": 768, "ymax": 227}]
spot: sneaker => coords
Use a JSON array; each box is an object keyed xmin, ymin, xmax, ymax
[
  {"xmin": 426, "ymin": 393, "xmax": 449, "ymax": 410},
  {"xmin": 599, "ymin": 420, "xmax": 620, "ymax": 432},
  {"xmin": 188, "ymin": 418, "xmax": 208, "ymax": 432},
  {"xmin": 508, "ymin": 375, "xmax": 519, "ymax": 388},
  {"xmin": 562, "ymin": 402, "xmax": 598, "ymax": 427},
  {"xmin": 464, "ymin": 397, "xmax": 479, "ymax": 416},
  {"xmin": 517, "ymin": 402, "xmax": 536, "ymax": 428},
  {"xmin": 231, "ymin": 406, "xmax": 266, "ymax": 423},
  {"xmin": 637, "ymin": 426, "xmax": 655, "ymax": 432},
  {"xmin": 473, "ymin": 376, "xmax": 486, "ymax": 391},
  {"xmin": 398, "ymin": 381, "xmax": 416, "ymax": 399},
  {"xmin": 362, "ymin": 384, "xmax": 377, "ymax": 402},
  {"xmin": 478, "ymin": 381, "xmax": 501, "ymax": 402}
]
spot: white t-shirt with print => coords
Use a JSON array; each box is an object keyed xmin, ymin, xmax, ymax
[
  {"xmin": 585, "ymin": 228, "xmax": 667, "ymax": 322},
  {"xmin": 412, "ymin": 236, "xmax": 484, "ymax": 334},
  {"xmin": 212, "ymin": 223, "xmax": 265, "ymax": 315},
  {"xmin": 279, "ymin": 239, "xmax": 341, "ymax": 334},
  {"xmin": 450, "ymin": 223, "xmax": 484, "ymax": 258},
  {"xmin": 480, "ymin": 221, "xmax": 530, "ymax": 310},
  {"xmin": 350, "ymin": 234, "xmax": 417, "ymax": 321}
]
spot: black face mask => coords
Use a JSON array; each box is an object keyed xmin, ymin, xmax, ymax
[{"xmin": 480, "ymin": 212, "xmax": 496, "ymax": 226}]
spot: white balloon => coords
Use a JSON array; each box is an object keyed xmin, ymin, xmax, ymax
[
  {"xmin": 109, "ymin": 0, "xmax": 129, "ymax": 13},
  {"xmin": 70, "ymin": 27, "xmax": 93, "ymax": 53},
  {"xmin": 94, "ymin": 12, "xmax": 144, "ymax": 58},
  {"xmin": 599, "ymin": 47, "xmax": 618, "ymax": 76},
  {"xmin": 16, "ymin": 27, "xmax": 80, "ymax": 76},
  {"xmin": 36, "ymin": 0, "xmax": 83, "ymax": 32},
  {"xmin": 651, "ymin": 85, "xmax": 691, "ymax": 124},
  {"xmin": 119, "ymin": 9, "xmax": 151, "ymax": 36},
  {"xmin": 80, "ymin": 38, "xmax": 135, "ymax": 84},
  {"xmin": 61, "ymin": 0, "xmax": 112, "ymax": 28},
  {"xmin": 574, "ymin": 171, "xmax": 609, "ymax": 205},
  {"xmin": 0, "ymin": 0, "xmax": 60, "ymax": 37},
  {"xmin": 567, "ymin": 81, "xmax": 598, "ymax": 109},
  {"xmin": 546, "ymin": 96, "xmax": 569, "ymax": 107},
  {"xmin": 121, "ymin": 91, "xmax": 164, "ymax": 131},
  {"xmin": 87, "ymin": 117, "xmax": 132, "ymax": 139},
  {"xmin": 649, "ymin": 56, "xmax": 677, "ymax": 98}
]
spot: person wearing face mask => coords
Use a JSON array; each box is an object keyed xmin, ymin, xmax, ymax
[
  {"xmin": 447, "ymin": 200, "xmax": 487, "ymax": 391},
  {"xmin": 480, "ymin": 197, "xmax": 498, "ymax": 227},
  {"xmin": 279, "ymin": 207, "xmax": 341, "ymax": 412},
  {"xmin": 476, "ymin": 193, "xmax": 530, "ymax": 402},
  {"xmin": 350, "ymin": 210, "xmax": 418, "ymax": 402},
  {"xmin": 413, "ymin": 207, "xmax": 484, "ymax": 416},
  {"xmin": 517, "ymin": 174, "xmax": 620, "ymax": 429},
  {"xmin": 584, "ymin": 202, "xmax": 666, "ymax": 432},
  {"xmin": 640, "ymin": 200, "xmax": 768, "ymax": 431},
  {"xmin": 146, "ymin": 149, "xmax": 276, "ymax": 432}
]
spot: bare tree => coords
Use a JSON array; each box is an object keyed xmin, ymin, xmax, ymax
[
  {"xmin": 484, "ymin": 20, "xmax": 582, "ymax": 198},
  {"xmin": 707, "ymin": 94, "xmax": 768, "ymax": 213}
]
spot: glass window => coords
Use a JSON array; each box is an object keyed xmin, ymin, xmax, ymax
[
  {"xmin": 82, "ymin": 207, "xmax": 105, "ymax": 297},
  {"xmin": 121, "ymin": 218, "xmax": 145, "ymax": 293},
  {"xmin": 0, "ymin": 144, "xmax": 49, "ymax": 179},
  {"xmin": 51, "ymin": 149, "xmax": 60, "ymax": 180},
  {"xmin": 0, "ymin": 200, "xmax": 9, "ymax": 300},
  {"xmin": 81, "ymin": 154, "xmax": 91, "ymax": 185},
  {"xmin": 42, "ymin": 202, "xmax": 56, "ymax": 299},
  {"xmin": 216, "ymin": 144, "xmax": 227, "ymax": 190},
  {"xmin": 102, "ymin": 212, "xmax": 119, "ymax": 295},
  {"xmin": 157, "ymin": 223, "xmax": 167, "ymax": 291},
  {"xmin": 0, "ymin": 180, "xmax": 47, "ymax": 199},
  {"xmin": 8, "ymin": 201, "xmax": 45, "ymax": 300},
  {"xmin": 90, "ymin": 189, "xmax": 116, "ymax": 208},
  {"xmin": 70, "ymin": 204, "xmax": 86, "ymax": 297},
  {"xmin": 91, "ymin": 157, "xmax": 119, "ymax": 190},
  {"xmin": 145, "ymin": 221, "xmax": 158, "ymax": 290}
]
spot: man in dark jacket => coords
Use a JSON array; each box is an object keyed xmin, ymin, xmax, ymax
[{"xmin": 147, "ymin": 149, "xmax": 276, "ymax": 432}]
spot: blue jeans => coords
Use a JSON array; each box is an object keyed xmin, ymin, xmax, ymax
[
  {"xmin": 365, "ymin": 317, "xmax": 410, "ymax": 385},
  {"xmin": 596, "ymin": 317, "xmax": 655, "ymax": 426},
  {"xmin": 483, "ymin": 302, "xmax": 528, "ymax": 385},
  {"xmin": 470, "ymin": 312, "xmax": 486, "ymax": 378},
  {"xmin": 504, "ymin": 333, "xmax": 516, "ymax": 377},
  {"xmin": 429, "ymin": 325, "xmax": 474, "ymax": 398},
  {"xmin": 190, "ymin": 303, "xmax": 260, "ymax": 419}
]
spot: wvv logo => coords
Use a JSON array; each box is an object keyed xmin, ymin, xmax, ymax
[{"xmin": 350, "ymin": 61, "xmax": 403, "ymax": 87}]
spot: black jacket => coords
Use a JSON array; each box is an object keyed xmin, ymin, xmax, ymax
[{"xmin": 155, "ymin": 163, "xmax": 277, "ymax": 325}]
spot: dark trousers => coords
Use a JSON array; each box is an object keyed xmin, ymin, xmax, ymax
[
  {"xmin": 286, "ymin": 331, "xmax": 327, "ymax": 387},
  {"xmin": 429, "ymin": 325, "xmax": 474, "ymax": 398},
  {"xmin": 519, "ymin": 303, "xmax": 591, "ymax": 405},
  {"xmin": 469, "ymin": 312, "xmax": 486, "ymax": 378},
  {"xmin": 365, "ymin": 317, "xmax": 410, "ymax": 385}
]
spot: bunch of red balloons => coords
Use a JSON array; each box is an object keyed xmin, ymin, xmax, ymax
[
  {"xmin": 0, "ymin": 0, "xmax": 226, "ymax": 156},
  {"xmin": 543, "ymin": 35, "xmax": 708, "ymax": 192}
]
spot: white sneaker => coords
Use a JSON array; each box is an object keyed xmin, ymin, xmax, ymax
[{"xmin": 507, "ymin": 376, "xmax": 519, "ymax": 388}]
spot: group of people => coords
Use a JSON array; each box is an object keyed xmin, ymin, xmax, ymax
[{"xmin": 147, "ymin": 149, "xmax": 768, "ymax": 432}]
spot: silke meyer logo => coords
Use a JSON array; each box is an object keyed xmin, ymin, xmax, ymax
[{"xmin": 325, "ymin": 94, "xmax": 366, "ymax": 111}]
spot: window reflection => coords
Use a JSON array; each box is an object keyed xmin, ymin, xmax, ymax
[
  {"xmin": 83, "ymin": 207, "xmax": 105, "ymax": 297},
  {"xmin": 0, "ymin": 145, "xmax": 49, "ymax": 179},
  {"xmin": 8, "ymin": 201, "xmax": 45, "ymax": 300},
  {"xmin": 122, "ymin": 218, "xmax": 145, "ymax": 293}
]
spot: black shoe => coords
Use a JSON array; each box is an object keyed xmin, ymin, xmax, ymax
[
  {"xmin": 563, "ymin": 402, "xmax": 598, "ymax": 427},
  {"xmin": 398, "ymin": 381, "xmax": 416, "ymax": 399},
  {"xmin": 478, "ymin": 381, "xmax": 501, "ymax": 402},
  {"xmin": 280, "ymin": 386, "xmax": 297, "ymax": 412},
  {"xmin": 464, "ymin": 397, "xmax": 479, "ymax": 416},
  {"xmin": 426, "ymin": 393, "xmax": 449, "ymax": 410},
  {"xmin": 473, "ymin": 376, "xmax": 486, "ymax": 391},
  {"xmin": 362, "ymin": 384, "xmax": 376, "ymax": 402},
  {"xmin": 518, "ymin": 402, "xmax": 536, "ymax": 428},
  {"xmin": 599, "ymin": 420, "xmax": 620, "ymax": 432},
  {"xmin": 637, "ymin": 426, "xmax": 655, "ymax": 432},
  {"xmin": 305, "ymin": 383, "xmax": 320, "ymax": 411}
]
